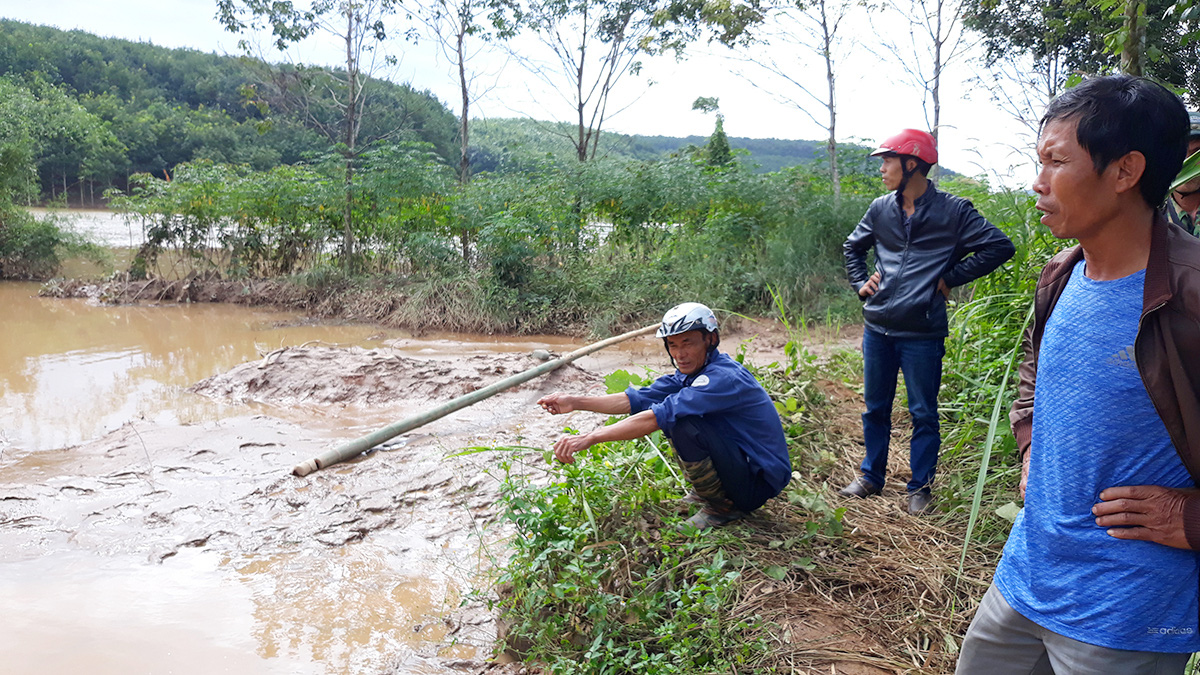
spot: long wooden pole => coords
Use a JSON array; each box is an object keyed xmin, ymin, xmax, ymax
[{"xmin": 292, "ymin": 324, "xmax": 659, "ymax": 476}]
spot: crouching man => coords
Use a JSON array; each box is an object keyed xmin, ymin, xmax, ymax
[{"xmin": 538, "ymin": 303, "xmax": 791, "ymax": 530}]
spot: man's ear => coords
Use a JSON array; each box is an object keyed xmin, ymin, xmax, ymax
[{"xmin": 1111, "ymin": 151, "xmax": 1147, "ymax": 196}]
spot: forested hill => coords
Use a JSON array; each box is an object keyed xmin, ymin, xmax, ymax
[
  {"xmin": 0, "ymin": 19, "xmax": 457, "ymax": 203},
  {"xmin": 469, "ymin": 118, "xmax": 844, "ymax": 174},
  {"xmin": 634, "ymin": 135, "xmax": 823, "ymax": 173},
  {"xmin": 0, "ymin": 19, "xmax": 866, "ymax": 206}
]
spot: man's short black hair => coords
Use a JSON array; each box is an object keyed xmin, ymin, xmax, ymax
[
  {"xmin": 1041, "ymin": 74, "xmax": 1188, "ymax": 208},
  {"xmin": 881, "ymin": 152, "xmax": 933, "ymax": 177}
]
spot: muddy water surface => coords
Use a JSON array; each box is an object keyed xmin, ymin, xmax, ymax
[{"xmin": 0, "ymin": 282, "xmax": 674, "ymax": 675}]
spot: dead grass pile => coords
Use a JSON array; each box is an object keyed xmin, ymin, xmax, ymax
[
  {"xmin": 735, "ymin": 495, "xmax": 1000, "ymax": 673},
  {"xmin": 728, "ymin": 345, "xmax": 1007, "ymax": 674}
]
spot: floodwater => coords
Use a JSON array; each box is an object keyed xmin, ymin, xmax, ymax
[
  {"xmin": 0, "ymin": 282, "xmax": 669, "ymax": 675},
  {"xmin": 28, "ymin": 206, "xmax": 143, "ymax": 248}
]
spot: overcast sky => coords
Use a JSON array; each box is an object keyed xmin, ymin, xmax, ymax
[{"xmin": 1, "ymin": 0, "xmax": 1041, "ymax": 187}]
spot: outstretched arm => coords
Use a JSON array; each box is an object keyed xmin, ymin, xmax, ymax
[
  {"xmin": 552, "ymin": 410, "xmax": 659, "ymax": 464},
  {"xmin": 538, "ymin": 392, "xmax": 631, "ymax": 416}
]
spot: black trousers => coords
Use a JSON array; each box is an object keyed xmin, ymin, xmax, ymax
[{"xmin": 667, "ymin": 416, "xmax": 777, "ymax": 512}]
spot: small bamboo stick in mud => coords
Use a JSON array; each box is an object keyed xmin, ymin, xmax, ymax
[{"xmin": 291, "ymin": 323, "xmax": 659, "ymax": 477}]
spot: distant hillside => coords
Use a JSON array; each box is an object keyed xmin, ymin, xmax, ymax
[
  {"xmin": 0, "ymin": 19, "xmax": 457, "ymax": 202},
  {"xmin": 468, "ymin": 118, "xmax": 857, "ymax": 174},
  {"xmin": 632, "ymin": 135, "xmax": 826, "ymax": 173}
]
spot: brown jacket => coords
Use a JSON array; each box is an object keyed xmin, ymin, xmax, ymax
[{"xmin": 1010, "ymin": 217, "xmax": 1200, "ymax": 547}]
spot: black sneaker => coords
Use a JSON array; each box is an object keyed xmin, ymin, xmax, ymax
[
  {"xmin": 907, "ymin": 490, "xmax": 935, "ymax": 515},
  {"xmin": 837, "ymin": 476, "xmax": 882, "ymax": 498}
]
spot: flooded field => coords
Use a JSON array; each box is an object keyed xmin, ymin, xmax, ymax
[
  {"xmin": 28, "ymin": 206, "xmax": 142, "ymax": 248},
  {"xmin": 0, "ymin": 282, "xmax": 677, "ymax": 674}
]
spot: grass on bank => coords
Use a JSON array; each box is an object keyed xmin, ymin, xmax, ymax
[
  {"xmin": 477, "ymin": 188, "xmax": 1068, "ymax": 672},
  {"xmin": 480, "ymin": 328, "xmax": 1028, "ymax": 674}
]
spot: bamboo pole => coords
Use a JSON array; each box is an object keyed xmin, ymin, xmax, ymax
[{"xmin": 292, "ymin": 324, "xmax": 659, "ymax": 476}]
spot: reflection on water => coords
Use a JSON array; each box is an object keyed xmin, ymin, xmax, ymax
[
  {"xmin": 0, "ymin": 548, "xmax": 318, "ymax": 675},
  {"xmin": 0, "ymin": 280, "xmax": 664, "ymax": 675},
  {"xmin": 234, "ymin": 544, "xmax": 469, "ymax": 672},
  {"xmin": 0, "ymin": 544, "xmax": 469, "ymax": 674},
  {"xmin": 0, "ymin": 282, "xmax": 391, "ymax": 452}
]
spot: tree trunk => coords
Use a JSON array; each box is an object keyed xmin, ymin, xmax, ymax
[
  {"xmin": 342, "ymin": 7, "xmax": 360, "ymax": 274},
  {"xmin": 457, "ymin": 25, "xmax": 472, "ymax": 264},
  {"xmin": 820, "ymin": 0, "xmax": 840, "ymax": 199},
  {"xmin": 1120, "ymin": 0, "xmax": 1145, "ymax": 75},
  {"xmin": 576, "ymin": 3, "xmax": 589, "ymax": 162},
  {"xmin": 458, "ymin": 30, "xmax": 470, "ymax": 182},
  {"xmin": 929, "ymin": 0, "xmax": 944, "ymax": 182}
]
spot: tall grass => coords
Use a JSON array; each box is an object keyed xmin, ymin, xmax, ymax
[
  {"xmin": 104, "ymin": 150, "xmax": 876, "ymax": 333},
  {"xmin": 936, "ymin": 179, "xmax": 1066, "ymax": 547}
]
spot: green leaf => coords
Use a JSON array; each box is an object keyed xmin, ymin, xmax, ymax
[
  {"xmin": 995, "ymin": 502, "xmax": 1022, "ymax": 521},
  {"xmin": 604, "ymin": 369, "xmax": 650, "ymax": 394},
  {"xmin": 763, "ymin": 565, "xmax": 787, "ymax": 580},
  {"xmin": 1171, "ymin": 149, "xmax": 1200, "ymax": 192},
  {"xmin": 791, "ymin": 557, "xmax": 815, "ymax": 571}
]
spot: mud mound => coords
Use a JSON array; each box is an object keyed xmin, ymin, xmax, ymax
[
  {"xmin": 190, "ymin": 346, "xmax": 598, "ymax": 407},
  {"xmin": 41, "ymin": 276, "xmax": 315, "ymax": 307}
]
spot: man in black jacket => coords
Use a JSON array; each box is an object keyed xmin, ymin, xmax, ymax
[{"xmin": 840, "ymin": 129, "xmax": 1015, "ymax": 514}]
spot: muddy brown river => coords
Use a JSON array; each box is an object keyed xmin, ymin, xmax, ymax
[{"xmin": 0, "ymin": 281, "xmax": 684, "ymax": 674}]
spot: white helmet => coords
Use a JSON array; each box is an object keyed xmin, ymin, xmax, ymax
[{"xmin": 656, "ymin": 302, "xmax": 719, "ymax": 338}]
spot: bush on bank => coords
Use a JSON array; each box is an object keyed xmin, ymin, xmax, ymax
[
  {"xmin": 486, "ymin": 350, "xmax": 845, "ymax": 673},
  {"xmin": 483, "ymin": 179, "xmax": 1073, "ymax": 672},
  {"xmin": 0, "ymin": 204, "xmax": 103, "ymax": 279},
  {"xmin": 95, "ymin": 145, "xmax": 874, "ymax": 332}
]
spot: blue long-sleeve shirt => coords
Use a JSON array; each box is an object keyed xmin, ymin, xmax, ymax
[{"xmin": 625, "ymin": 352, "xmax": 791, "ymax": 493}]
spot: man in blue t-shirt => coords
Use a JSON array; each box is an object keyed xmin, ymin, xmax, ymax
[
  {"xmin": 956, "ymin": 76, "xmax": 1200, "ymax": 674},
  {"xmin": 537, "ymin": 302, "xmax": 791, "ymax": 530}
]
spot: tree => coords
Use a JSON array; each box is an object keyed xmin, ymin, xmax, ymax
[
  {"xmin": 217, "ymin": 0, "xmax": 408, "ymax": 272},
  {"xmin": 726, "ymin": 0, "xmax": 856, "ymax": 195},
  {"xmin": 513, "ymin": 0, "xmax": 656, "ymax": 162},
  {"xmin": 692, "ymin": 97, "xmax": 732, "ymax": 167},
  {"xmin": 0, "ymin": 78, "xmax": 125, "ymax": 206},
  {"xmin": 420, "ymin": 0, "xmax": 518, "ymax": 182},
  {"xmin": 963, "ymin": 0, "xmax": 1200, "ymax": 105},
  {"xmin": 513, "ymin": 0, "xmax": 766, "ymax": 163},
  {"xmin": 871, "ymin": 0, "xmax": 971, "ymax": 179}
]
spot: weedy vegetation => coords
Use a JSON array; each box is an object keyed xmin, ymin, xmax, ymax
[{"xmin": 478, "ymin": 181, "xmax": 1075, "ymax": 673}]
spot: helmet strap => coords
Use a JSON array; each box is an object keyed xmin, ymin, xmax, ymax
[{"xmin": 896, "ymin": 156, "xmax": 918, "ymax": 210}]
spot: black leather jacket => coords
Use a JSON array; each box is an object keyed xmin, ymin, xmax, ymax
[{"xmin": 843, "ymin": 183, "xmax": 1015, "ymax": 338}]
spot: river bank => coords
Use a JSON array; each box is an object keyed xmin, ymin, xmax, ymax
[
  {"xmin": 2, "ymin": 281, "xmax": 842, "ymax": 673},
  {"xmin": 0, "ymin": 282, "xmax": 651, "ymax": 673}
]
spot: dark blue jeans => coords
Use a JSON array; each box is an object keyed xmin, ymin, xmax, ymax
[
  {"xmin": 668, "ymin": 416, "xmax": 777, "ymax": 512},
  {"xmin": 860, "ymin": 327, "xmax": 945, "ymax": 494}
]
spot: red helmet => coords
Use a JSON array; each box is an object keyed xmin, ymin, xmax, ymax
[{"xmin": 870, "ymin": 129, "xmax": 938, "ymax": 165}]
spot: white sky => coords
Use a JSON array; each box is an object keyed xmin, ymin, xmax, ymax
[{"xmin": 1, "ymin": 0, "xmax": 1042, "ymax": 187}]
